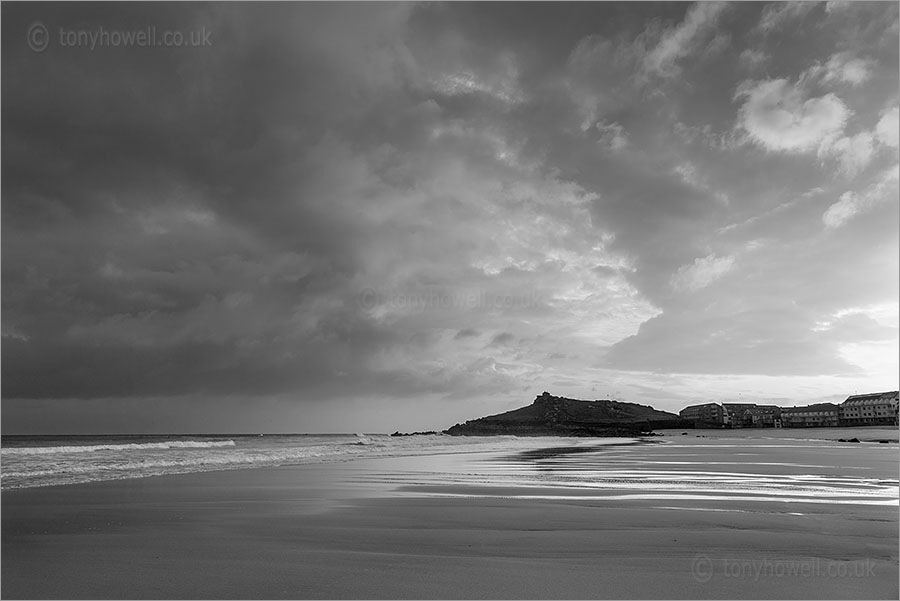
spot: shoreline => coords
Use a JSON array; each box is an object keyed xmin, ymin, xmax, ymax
[
  {"xmin": 6, "ymin": 426, "xmax": 898, "ymax": 492},
  {"xmin": 0, "ymin": 434, "xmax": 656, "ymax": 492}
]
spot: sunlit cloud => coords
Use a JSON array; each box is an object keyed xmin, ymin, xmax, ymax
[
  {"xmin": 734, "ymin": 78, "xmax": 849, "ymax": 153},
  {"xmin": 670, "ymin": 254, "xmax": 736, "ymax": 293}
]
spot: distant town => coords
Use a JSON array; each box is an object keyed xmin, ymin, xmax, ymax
[{"xmin": 679, "ymin": 391, "xmax": 899, "ymax": 428}]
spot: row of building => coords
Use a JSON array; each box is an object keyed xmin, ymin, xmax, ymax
[{"xmin": 678, "ymin": 391, "xmax": 899, "ymax": 428}]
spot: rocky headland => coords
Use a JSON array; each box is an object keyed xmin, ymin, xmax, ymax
[{"xmin": 445, "ymin": 391, "xmax": 688, "ymax": 436}]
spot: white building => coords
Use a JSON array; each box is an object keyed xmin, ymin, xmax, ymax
[{"xmin": 840, "ymin": 391, "xmax": 899, "ymax": 426}]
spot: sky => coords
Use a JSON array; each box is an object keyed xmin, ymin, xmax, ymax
[{"xmin": 2, "ymin": 1, "xmax": 898, "ymax": 434}]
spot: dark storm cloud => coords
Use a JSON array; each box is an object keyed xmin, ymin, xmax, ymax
[
  {"xmin": 2, "ymin": 2, "xmax": 420, "ymax": 401},
  {"xmin": 488, "ymin": 332, "xmax": 516, "ymax": 347},
  {"xmin": 2, "ymin": 2, "xmax": 604, "ymax": 413},
  {"xmin": 454, "ymin": 328, "xmax": 480, "ymax": 340}
]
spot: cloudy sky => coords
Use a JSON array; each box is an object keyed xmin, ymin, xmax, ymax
[{"xmin": 2, "ymin": 2, "xmax": 898, "ymax": 434}]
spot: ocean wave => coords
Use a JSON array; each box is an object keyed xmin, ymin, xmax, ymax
[
  {"xmin": 0, "ymin": 440, "xmax": 409, "ymax": 489},
  {"xmin": 349, "ymin": 433, "xmax": 380, "ymax": 445},
  {"xmin": 0, "ymin": 435, "xmax": 583, "ymax": 490},
  {"xmin": 1, "ymin": 439, "xmax": 236, "ymax": 455}
]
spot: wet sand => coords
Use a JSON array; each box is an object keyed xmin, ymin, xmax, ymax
[{"xmin": 2, "ymin": 437, "xmax": 898, "ymax": 599}]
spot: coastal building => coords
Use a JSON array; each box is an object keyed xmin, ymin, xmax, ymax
[
  {"xmin": 780, "ymin": 403, "xmax": 840, "ymax": 428},
  {"xmin": 753, "ymin": 405, "xmax": 782, "ymax": 428},
  {"xmin": 679, "ymin": 403, "xmax": 727, "ymax": 427},
  {"xmin": 839, "ymin": 391, "xmax": 899, "ymax": 426},
  {"xmin": 723, "ymin": 403, "xmax": 781, "ymax": 428},
  {"xmin": 678, "ymin": 391, "xmax": 897, "ymax": 429},
  {"xmin": 722, "ymin": 403, "xmax": 755, "ymax": 428}
]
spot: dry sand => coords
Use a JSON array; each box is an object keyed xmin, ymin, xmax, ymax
[{"xmin": 2, "ymin": 437, "xmax": 897, "ymax": 599}]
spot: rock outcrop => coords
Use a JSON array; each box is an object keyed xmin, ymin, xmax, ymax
[{"xmin": 445, "ymin": 391, "xmax": 687, "ymax": 437}]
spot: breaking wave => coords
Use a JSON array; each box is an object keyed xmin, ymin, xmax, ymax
[{"xmin": 1, "ymin": 439, "xmax": 236, "ymax": 455}]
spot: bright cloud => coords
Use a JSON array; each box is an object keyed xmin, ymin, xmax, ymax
[
  {"xmin": 821, "ymin": 53, "xmax": 874, "ymax": 86},
  {"xmin": 670, "ymin": 254, "xmax": 736, "ymax": 292},
  {"xmin": 643, "ymin": 2, "xmax": 728, "ymax": 77},
  {"xmin": 821, "ymin": 131, "xmax": 876, "ymax": 177},
  {"xmin": 756, "ymin": 1, "xmax": 819, "ymax": 34},
  {"xmin": 823, "ymin": 167, "xmax": 900, "ymax": 228},
  {"xmin": 875, "ymin": 106, "xmax": 900, "ymax": 149},
  {"xmin": 430, "ymin": 70, "xmax": 524, "ymax": 105},
  {"xmin": 734, "ymin": 78, "xmax": 849, "ymax": 152}
]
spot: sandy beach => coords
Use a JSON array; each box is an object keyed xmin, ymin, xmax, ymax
[{"xmin": 2, "ymin": 435, "xmax": 898, "ymax": 599}]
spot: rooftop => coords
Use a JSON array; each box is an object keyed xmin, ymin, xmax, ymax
[
  {"xmin": 781, "ymin": 403, "xmax": 840, "ymax": 414},
  {"xmin": 844, "ymin": 391, "xmax": 899, "ymax": 404}
]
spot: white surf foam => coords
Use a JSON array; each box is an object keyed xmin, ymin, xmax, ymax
[{"xmin": 1, "ymin": 439, "xmax": 237, "ymax": 455}]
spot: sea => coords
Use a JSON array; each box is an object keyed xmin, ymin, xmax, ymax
[
  {"xmin": 0, "ymin": 433, "xmax": 542, "ymax": 490},
  {"xmin": 2, "ymin": 427, "xmax": 898, "ymax": 499}
]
